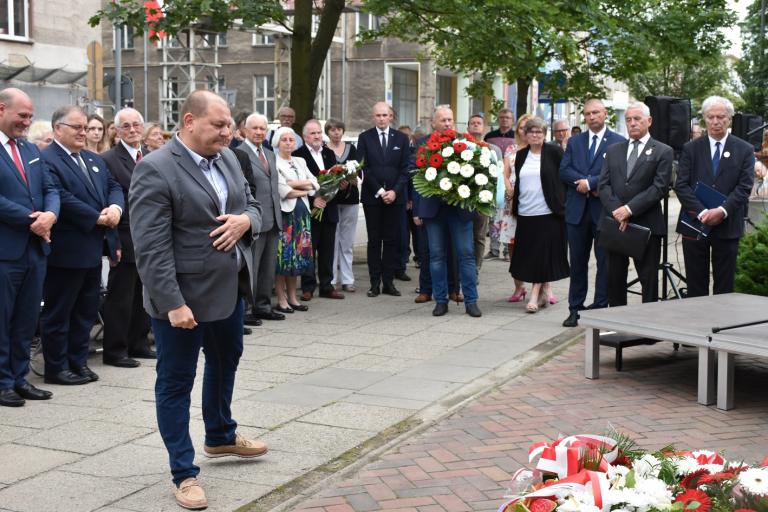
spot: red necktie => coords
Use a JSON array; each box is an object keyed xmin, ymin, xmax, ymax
[
  {"xmin": 136, "ymin": 150, "xmax": 142, "ymax": 162},
  {"xmin": 8, "ymin": 139, "xmax": 28, "ymax": 184},
  {"xmin": 257, "ymin": 146, "xmax": 270, "ymax": 175}
]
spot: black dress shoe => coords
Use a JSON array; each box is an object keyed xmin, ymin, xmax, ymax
[
  {"xmin": 562, "ymin": 311, "xmax": 580, "ymax": 327},
  {"xmin": 319, "ymin": 290, "xmax": 345, "ymax": 299},
  {"xmin": 44, "ymin": 370, "xmax": 91, "ymax": 385},
  {"xmin": 395, "ymin": 272, "xmax": 412, "ymax": 282},
  {"xmin": 0, "ymin": 388, "xmax": 25, "ymax": 407},
  {"xmin": 382, "ymin": 284, "xmax": 401, "ymax": 296},
  {"xmin": 465, "ymin": 303, "xmax": 482, "ymax": 317},
  {"xmin": 243, "ymin": 327, "xmax": 253, "ymax": 335},
  {"xmin": 432, "ymin": 303, "xmax": 449, "ymax": 316},
  {"xmin": 128, "ymin": 348, "xmax": 157, "ymax": 359},
  {"xmin": 256, "ymin": 311, "xmax": 286, "ymax": 321},
  {"xmin": 287, "ymin": 303, "xmax": 308, "ymax": 312},
  {"xmin": 15, "ymin": 381, "xmax": 52, "ymax": 400},
  {"xmin": 275, "ymin": 305, "xmax": 294, "ymax": 314},
  {"xmin": 243, "ymin": 314, "xmax": 264, "ymax": 326},
  {"xmin": 75, "ymin": 365, "xmax": 100, "ymax": 381},
  {"xmin": 104, "ymin": 356, "xmax": 140, "ymax": 369},
  {"xmin": 367, "ymin": 286, "xmax": 380, "ymax": 297}
]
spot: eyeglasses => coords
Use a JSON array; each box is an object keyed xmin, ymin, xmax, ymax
[
  {"xmin": 554, "ymin": 129, "xmax": 569, "ymax": 133},
  {"xmin": 119, "ymin": 122, "xmax": 144, "ymax": 131},
  {"xmin": 57, "ymin": 122, "xmax": 87, "ymax": 132},
  {"xmin": 87, "ymin": 126, "xmax": 104, "ymax": 132},
  {"xmin": 527, "ymin": 130, "xmax": 544, "ymax": 135}
]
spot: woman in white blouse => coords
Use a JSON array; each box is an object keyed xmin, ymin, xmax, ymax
[{"xmin": 273, "ymin": 127, "xmax": 320, "ymax": 313}]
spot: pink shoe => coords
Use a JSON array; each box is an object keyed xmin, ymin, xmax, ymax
[
  {"xmin": 548, "ymin": 294, "xmax": 557, "ymax": 305},
  {"xmin": 507, "ymin": 288, "xmax": 528, "ymax": 303}
]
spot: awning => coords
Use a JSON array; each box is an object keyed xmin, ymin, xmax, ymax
[{"xmin": 0, "ymin": 61, "xmax": 87, "ymax": 86}]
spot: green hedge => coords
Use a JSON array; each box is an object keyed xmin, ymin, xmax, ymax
[{"xmin": 735, "ymin": 216, "xmax": 768, "ymax": 296}]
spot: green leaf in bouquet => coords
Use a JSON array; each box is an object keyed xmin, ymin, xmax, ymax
[{"xmin": 625, "ymin": 469, "xmax": 637, "ymax": 488}]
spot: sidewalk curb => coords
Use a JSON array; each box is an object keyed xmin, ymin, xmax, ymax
[{"xmin": 240, "ymin": 327, "xmax": 583, "ymax": 512}]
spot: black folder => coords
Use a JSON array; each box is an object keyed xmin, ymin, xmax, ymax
[{"xmin": 598, "ymin": 216, "xmax": 652, "ymax": 260}]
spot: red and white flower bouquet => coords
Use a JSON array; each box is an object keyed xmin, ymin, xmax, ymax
[{"xmin": 311, "ymin": 160, "xmax": 362, "ymax": 221}]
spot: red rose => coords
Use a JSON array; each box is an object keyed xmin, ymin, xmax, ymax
[
  {"xmin": 331, "ymin": 165, "xmax": 343, "ymax": 174},
  {"xmin": 453, "ymin": 142, "xmax": 467, "ymax": 153},
  {"xmin": 416, "ymin": 155, "xmax": 427, "ymax": 168},
  {"xmin": 429, "ymin": 154, "xmax": 444, "ymax": 167},
  {"xmin": 320, "ymin": 169, "xmax": 329, "ymax": 175},
  {"xmin": 427, "ymin": 140, "xmax": 442, "ymax": 151}
]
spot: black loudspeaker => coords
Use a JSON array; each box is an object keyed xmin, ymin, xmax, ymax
[
  {"xmin": 732, "ymin": 113, "xmax": 763, "ymax": 151},
  {"xmin": 644, "ymin": 96, "xmax": 691, "ymax": 151}
]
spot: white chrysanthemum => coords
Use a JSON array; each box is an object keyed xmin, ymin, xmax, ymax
[
  {"xmin": 465, "ymin": 141, "xmax": 477, "ymax": 151},
  {"xmin": 478, "ymin": 190, "xmax": 493, "ymax": 203},
  {"xmin": 488, "ymin": 164, "xmax": 499, "ymax": 177},
  {"xmin": 461, "ymin": 149, "xmax": 474, "ymax": 161},
  {"xmin": 424, "ymin": 167, "xmax": 438, "ymax": 181},
  {"xmin": 479, "ymin": 155, "xmax": 491, "ymax": 167},
  {"xmin": 457, "ymin": 184, "xmax": 471, "ymax": 199},
  {"xmin": 702, "ymin": 463, "xmax": 724, "ymax": 474},
  {"xmin": 441, "ymin": 146, "xmax": 455, "ymax": 157},
  {"xmin": 439, "ymin": 178, "xmax": 452, "ymax": 191},
  {"xmin": 447, "ymin": 161, "xmax": 461, "ymax": 174},
  {"xmin": 739, "ymin": 467, "xmax": 768, "ymax": 495},
  {"xmin": 634, "ymin": 453, "xmax": 661, "ymax": 479},
  {"xmin": 480, "ymin": 146, "xmax": 490, "ymax": 156},
  {"xmin": 675, "ymin": 457, "xmax": 701, "ymax": 475},
  {"xmin": 474, "ymin": 173, "xmax": 489, "ymax": 186},
  {"xmin": 634, "ymin": 477, "xmax": 673, "ymax": 509},
  {"xmin": 459, "ymin": 164, "xmax": 475, "ymax": 178}
]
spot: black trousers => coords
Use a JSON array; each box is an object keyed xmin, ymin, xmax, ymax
[
  {"xmin": 302, "ymin": 218, "xmax": 337, "ymax": 294},
  {"xmin": 607, "ymin": 235, "xmax": 662, "ymax": 306},
  {"xmin": 363, "ymin": 203, "xmax": 400, "ymax": 287},
  {"xmin": 102, "ymin": 261, "xmax": 151, "ymax": 361},
  {"xmin": 682, "ymin": 236, "xmax": 740, "ymax": 297}
]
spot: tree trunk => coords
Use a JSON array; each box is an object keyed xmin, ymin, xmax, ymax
[
  {"xmin": 516, "ymin": 77, "xmax": 531, "ymax": 119},
  {"xmin": 289, "ymin": 0, "xmax": 345, "ymax": 130}
]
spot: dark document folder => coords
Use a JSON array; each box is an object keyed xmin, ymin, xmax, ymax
[
  {"xmin": 598, "ymin": 217, "xmax": 652, "ymax": 260},
  {"xmin": 677, "ymin": 182, "xmax": 728, "ymax": 239}
]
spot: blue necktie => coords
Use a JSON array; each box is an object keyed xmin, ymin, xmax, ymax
[
  {"xmin": 588, "ymin": 134, "xmax": 598, "ymax": 163},
  {"xmin": 712, "ymin": 141, "xmax": 721, "ymax": 176}
]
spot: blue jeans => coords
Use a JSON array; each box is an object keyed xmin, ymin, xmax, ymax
[
  {"xmin": 152, "ymin": 300, "xmax": 244, "ymax": 486},
  {"xmin": 424, "ymin": 209, "xmax": 478, "ymax": 305}
]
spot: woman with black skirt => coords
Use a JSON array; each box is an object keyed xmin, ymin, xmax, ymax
[{"xmin": 509, "ymin": 117, "xmax": 570, "ymax": 313}]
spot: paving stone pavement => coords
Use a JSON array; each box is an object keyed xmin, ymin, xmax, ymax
[{"xmin": 288, "ymin": 342, "xmax": 768, "ymax": 512}]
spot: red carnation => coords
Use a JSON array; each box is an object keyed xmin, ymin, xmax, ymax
[
  {"xmin": 444, "ymin": 129, "xmax": 457, "ymax": 138},
  {"xmin": 465, "ymin": 133, "xmax": 476, "ymax": 142},
  {"xmin": 416, "ymin": 155, "xmax": 427, "ymax": 168},
  {"xmin": 427, "ymin": 140, "xmax": 442, "ymax": 151},
  {"xmin": 453, "ymin": 142, "xmax": 468, "ymax": 153},
  {"xmin": 429, "ymin": 154, "xmax": 444, "ymax": 167},
  {"xmin": 675, "ymin": 489, "xmax": 711, "ymax": 512}
]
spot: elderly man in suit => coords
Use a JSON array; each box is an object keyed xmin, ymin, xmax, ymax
[
  {"xmin": 293, "ymin": 119, "xmax": 344, "ymax": 300},
  {"xmin": 101, "ymin": 107, "xmax": 154, "ymax": 368},
  {"xmin": 130, "ymin": 90, "xmax": 264, "ymax": 510},
  {"xmin": 598, "ymin": 102, "xmax": 673, "ymax": 306},
  {"xmin": 674, "ymin": 96, "xmax": 755, "ymax": 297},
  {"xmin": 235, "ymin": 112, "xmax": 285, "ymax": 322},
  {"xmin": 41, "ymin": 106, "xmax": 124, "ymax": 386},
  {"xmin": 0, "ymin": 88, "xmax": 59, "ymax": 407},
  {"xmin": 356, "ymin": 101, "xmax": 411, "ymax": 297},
  {"xmin": 560, "ymin": 99, "xmax": 625, "ymax": 327}
]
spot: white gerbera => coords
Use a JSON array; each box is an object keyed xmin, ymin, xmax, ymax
[
  {"xmin": 480, "ymin": 146, "xmax": 490, "ymax": 156},
  {"xmin": 447, "ymin": 161, "xmax": 461, "ymax": 174},
  {"xmin": 457, "ymin": 184, "xmax": 471, "ymax": 198},
  {"xmin": 459, "ymin": 164, "xmax": 475, "ymax": 178},
  {"xmin": 479, "ymin": 155, "xmax": 491, "ymax": 167},
  {"xmin": 478, "ymin": 190, "xmax": 493, "ymax": 203},
  {"xmin": 739, "ymin": 467, "xmax": 768, "ymax": 495},
  {"xmin": 439, "ymin": 178, "xmax": 453, "ymax": 191},
  {"xmin": 460, "ymin": 149, "xmax": 474, "ymax": 161},
  {"xmin": 424, "ymin": 167, "xmax": 438, "ymax": 181},
  {"xmin": 441, "ymin": 146, "xmax": 454, "ymax": 157},
  {"xmin": 474, "ymin": 173, "xmax": 489, "ymax": 186},
  {"xmin": 488, "ymin": 164, "xmax": 499, "ymax": 177}
]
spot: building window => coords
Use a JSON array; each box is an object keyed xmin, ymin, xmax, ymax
[
  {"xmin": 252, "ymin": 32, "xmax": 275, "ymax": 46},
  {"xmin": 392, "ymin": 68, "xmax": 418, "ymax": 129},
  {"xmin": 201, "ymin": 32, "xmax": 227, "ymax": 48},
  {"xmin": 206, "ymin": 75, "xmax": 225, "ymax": 91},
  {"xmin": 436, "ymin": 75, "xmax": 453, "ymax": 107},
  {"xmin": 0, "ymin": 0, "xmax": 29, "ymax": 39},
  {"xmin": 113, "ymin": 25, "xmax": 135, "ymax": 50},
  {"xmin": 253, "ymin": 75, "xmax": 275, "ymax": 120},
  {"xmin": 356, "ymin": 12, "xmax": 379, "ymax": 35}
]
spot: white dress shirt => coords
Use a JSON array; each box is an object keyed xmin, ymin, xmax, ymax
[
  {"xmin": 121, "ymin": 139, "xmax": 141, "ymax": 162},
  {"xmin": 584, "ymin": 126, "xmax": 607, "ymax": 190}
]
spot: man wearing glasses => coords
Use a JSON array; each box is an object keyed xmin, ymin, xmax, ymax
[
  {"xmin": 549, "ymin": 119, "xmax": 571, "ymax": 150},
  {"xmin": 101, "ymin": 108, "xmax": 155, "ymax": 369},
  {"xmin": 40, "ymin": 106, "xmax": 124, "ymax": 385}
]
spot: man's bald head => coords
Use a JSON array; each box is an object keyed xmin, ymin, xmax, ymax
[
  {"xmin": 178, "ymin": 90, "xmax": 232, "ymax": 157},
  {"xmin": 180, "ymin": 90, "xmax": 228, "ymax": 120},
  {"xmin": 0, "ymin": 88, "xmax": 34, "ymax": 139}
]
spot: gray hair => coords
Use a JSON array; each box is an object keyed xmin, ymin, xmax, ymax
[
  {"xmin": 51, "ymin": 105, "xmax": 87, "ymax": 127},
  {"xmin": 524, "ymin": 116, "xmax": 548, "ymax": 136},
  {"xmin": 432, "ymin": 104, "xmax": 453, "ymax": 121},
  {"xmin": 114, "ymin": 107, "xmax": 145, "ymax": 127},
  {"xmin": 302, "ymin": 118, "xmax": 321, "ymax": 136},
  {"xmin": 553, "ymin": 119, "xmax": 570, "ymax": 129},
  {"xmin": 246, "ymin": 112, "xmax": 269, "ymax": 127},
  {"xmin": 701, "ymin": 96, "xmax": 735, "ymax": 118},
  {"xmin": 626, "ymin": 102, "xmax": 651, "ymax": 118},
  {"xmin": 271, "ymin": 126, "xmax": 296, "ymax": 148}
]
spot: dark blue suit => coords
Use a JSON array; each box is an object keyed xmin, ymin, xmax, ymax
[
  {"xmin": 560, "ymin": 128, "xmax": 625, "ymax": 311},
  {"xmin": 0, "ymin": 137, "xmax": 59, "ymax": 390},
  {"xmin": 40, "ymin": 142, "xmax": 124, "ymax": 375}
]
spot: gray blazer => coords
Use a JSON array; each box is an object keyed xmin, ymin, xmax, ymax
[
  {"xmin": 235, "ymin": 143, "xmax": 282, "ymax": 233},
  {"xmin": 129, "ymin": 136, "xmax": 262, "ymax": 322}
]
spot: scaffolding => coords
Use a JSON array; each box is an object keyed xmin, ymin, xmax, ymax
[{"xmin": 160, "ymin": 27, "xmax": 221, "ymax": 131}]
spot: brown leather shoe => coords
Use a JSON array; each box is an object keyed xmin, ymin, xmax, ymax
[
  {"xmin": 449, "ymin": 292, "xmax": 464, "ymax": 303},
  {"xmin": 301, "ymin": 291, "xmax": 313, "ymax": 301},
  {"xmin": 414, "ymin": 293, "xmax": 432, "ymax": 303},
  {"xmin": 174, "ymin": 478, "xmax": 208, "ymax": 510},
  {"xmin": 204, "ymin": 433, "xmax": 268, "ymax": 459},
  {"xmin": 319, "ymin": 290, "xmax": 345, "ymax": 299}
]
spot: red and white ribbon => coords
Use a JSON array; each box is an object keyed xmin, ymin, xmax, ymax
[
  {"xmin": 497, "ymin": 469, "xmax": 610, "ymax": 512},
  {"xmin": 529, "ymin": 435, "xmax": 619, "ymax": 479}
]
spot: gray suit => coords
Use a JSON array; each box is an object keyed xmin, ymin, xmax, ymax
[
  {"xmin": 129, "ymin": 136, "xmax": 262, "ymax": 322},
  {"xmin": 234, "ymin": 142, "xmax": 281, "ymax": 314}
]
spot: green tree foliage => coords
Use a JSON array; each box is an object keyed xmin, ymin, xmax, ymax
[
  {"xmin": 737, "ymin": 0, "xmax": 768, "ymax": 119},
  {"xmin": 88, "ymin": 0, "xmax": 345, "ymax": 129},
  {"xmin": 735, "ymin": 216, "xmax": 768, "ymax": 296},
  {"xmin": 361, "ymin": 0, "xmax": 734, "ymax": 116}
]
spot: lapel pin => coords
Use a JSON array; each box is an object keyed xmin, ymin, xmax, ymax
[
  {"xmin": 723, "ymin": 151, "xmax": 730, "ymax": 158},
  {"xmin": 92, "ymin": 166, "xmax": 100, "ymax": 172},
  {"xmin": 645, "ymin": 148, "xmax": 653, "ymax": 156}
]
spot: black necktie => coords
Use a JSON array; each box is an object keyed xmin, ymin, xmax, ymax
[
  {"xmin": 380, "ymin": 131, "xmax": 387, "ymax": 151},
  {"xmin": 627, "ymin": 140, "xmax": 640, "ymax": 176}
]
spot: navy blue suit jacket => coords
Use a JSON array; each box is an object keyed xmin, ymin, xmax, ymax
[
  {"xmin": 0, "ymin": 138, "xmax": 60, "ymax": 260},
  {"xmin": 356, "ymin": 127, "xmax": 410, "ymax": 205},
  {"xmin": 674, "ymin": 135, "xmax": 755, "ymax": 240},
  {"xmin": 560, "ymin": 128, "xmax": 625, "ymax": 225},
  {"xmin": 42, "ymin": 142, "xmax": 124, "ymax": 268}
]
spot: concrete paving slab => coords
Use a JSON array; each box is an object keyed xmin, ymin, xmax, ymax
[
  {"xmin": 397, "ymin": 362, "xmax": 492, "ymax": 383},
  {"xmin": 247, "ymin": 383, "xmax": 352, "ymax": 408},
  {"xmin": 63, "ymin": 443, "xmax": 169, "ymax": 480},
  {"xmin": 0, "ymin": 424, "xmax": 39, "ymax": 444},
  {"xmin": 259, "ymin": 422, "xmax": 375, "ymax": 457},
  {"xmin": 201, "ymin": 449, "xmax": 329, "ymax": 487},
  {"xmin": 244, "ymin": 355, "xmax": 333, "ymax": 375},
  {"xmin": 50, "ymin": 385, "xmax": 154, "ymax": 409},
  {"xmin": 235, "ymin": 367, "xmax": 293, "ymax": 385},
  {"xmin": 0, "ymin": 471, "xmax": 144, "ymax": 512},
  {"xmin": 239, "ymin": 344, "xmax": 292, "ymax": 361},
  {"xmin": 331, "ymin": 354, "xmax": 399, "ymax": 371},
  {"xmin": 0, "ymin": 402, "xmax": 101, "ymax": 429},
  {"xmin": 287, "ymin": 342, "xmax": 369, "ymax": 360},
  {"xmin": 317, "ymin": 332, "xmax": 401, "ymax": 348},
  {"xmin": 0, "ymin": 444, "xmax": 82, "ymax": 484},
  {"xmin": 17, "ymin": 420, "xmax": 152, "ymax": 455},
  {"xmin": 294, "ymin": 368, "xmax": 390, "ymax": 390},
  {"xmin": 359, "ymin": 357, "xmax": 423, "ymax": 374},
  {"xmin": 249, "ymin": 332, "xmax": 318, "ymax": 348},
  {"xmin": 366, "ymin": 340, "xmax": 449, "ymax": 360},
  {"xmin": 355, "ymin": 320, "xmax": 429, "ymax": 336},
  {"xmin": 358, "ymin": 376, "xmax": 463, "ymax": 402},
  {"xmin": 228, "ymin": 400, "xmax": 314, "ymax": 429},
  {"xmin": 299, "ymin": 402, "xmax": 414, "ymax": 431},
  {"xmin": 342, "ymin": 393, "xmax": 429, "ymax": 411},
  {"xmin": 91, "ymin": 400, "xmax": 158, "ymax": 428}
]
